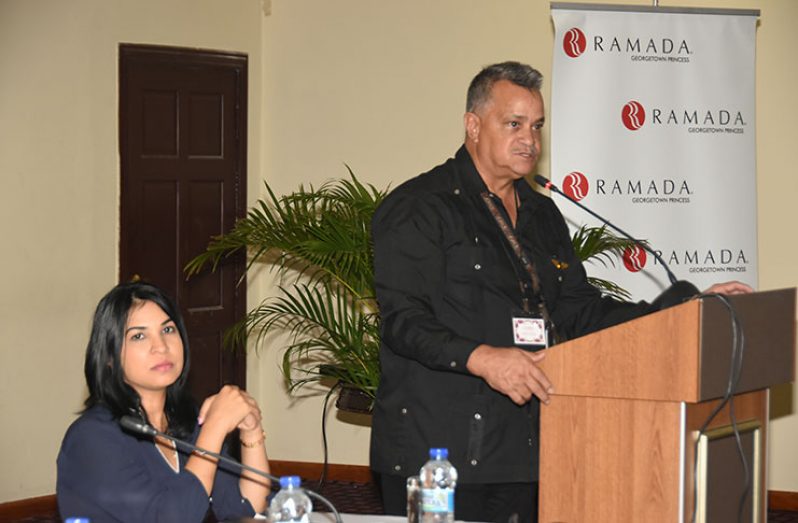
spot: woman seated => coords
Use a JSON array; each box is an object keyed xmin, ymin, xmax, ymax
[{"xmin": 57, "ymin": 281, "xmax": 271, "ymax": 522}]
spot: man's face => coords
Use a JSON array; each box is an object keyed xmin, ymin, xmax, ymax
[{"xmin": 466, "ymin": 80, "xmax": 545, "ymax": 187}]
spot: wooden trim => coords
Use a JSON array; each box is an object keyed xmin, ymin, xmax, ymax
[
  {"xmin": 770, "ymin": 490, "xmax": 798, "ymax": 511},
  {"xmin": 269, "ymin": 460, "xmax": 374, "ymax": 484},
  {"xmin": 0, "ymin": 494, "xmax": 56, "ymax": 522}
]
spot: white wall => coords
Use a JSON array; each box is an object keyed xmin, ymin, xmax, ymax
[{"xmin": 1, "ymin": 0, "xmax": 796, "ymax": 504}]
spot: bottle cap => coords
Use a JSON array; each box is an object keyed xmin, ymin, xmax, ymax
[
  {"xmin": 429, "ymin": 447, "xmax": 448, "ymax": 460},
  {"xmin": 279, "ymin": 475, "xmax": 301, "ymax": 489}
]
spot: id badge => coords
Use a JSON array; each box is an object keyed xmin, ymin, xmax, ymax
[{"xmin": 512, "ymin": 314, "xmax": 549, "ymax": 348}]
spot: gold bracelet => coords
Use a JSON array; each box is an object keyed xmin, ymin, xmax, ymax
[{"xmin": 240, "ymin": 430, "xmax": 266, "ymax": 448}]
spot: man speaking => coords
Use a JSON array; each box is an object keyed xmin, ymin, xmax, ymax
[{"xmin": 369, "ymin": 61, "xmax": 749, "ymax": 522}]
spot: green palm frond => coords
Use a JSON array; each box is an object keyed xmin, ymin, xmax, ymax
[
  {"xmin": 186, "ymin": 171, "xmax": 385, "ymax": 299},
  {"xmin": 586, "ymin": 276, "xmax": 633, "ymax": 302},
  {"xmin": 571, "ymin": 225, "xmax": 644, "ymax": 301},
  {"xmin": 225, "ymin": 282, "xmax": 379, "ymax": 396}
]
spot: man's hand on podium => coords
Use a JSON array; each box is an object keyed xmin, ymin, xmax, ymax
[
  {"xmin": 466, "ymin": 344, "xmax": 555, "ymax": 406},
  {"xmin": 703, "ymin": 281, "xmax": 754, "ymax": 295}
]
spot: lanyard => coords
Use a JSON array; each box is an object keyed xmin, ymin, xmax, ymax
[{"xmin": 480, "ymin": 191, "xmax": 561, "ymax": 344}]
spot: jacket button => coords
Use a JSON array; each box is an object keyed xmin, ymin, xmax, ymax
[
  {"xmin": 474, "ymin": 264, "xmax": 481, "ymax": 270},
  {"xmin": 449, "ymin": 361, "xmax": 457, "ymax": 368},
  {"xmin": 454, "ymin": 188, "xmax": 460, "ymax": 195},
  {"xmin": 470, "ymin": 459, "xmax": 478, "ymax": 466},
  {"xmin": 394, "ymin": 465, "xmax": 402, "ymax": 471},
  {"xmin": 474, "ymin": 413, "xmax": 482, "ymax": 420},
  {"xmin": 401, "ymin": 408, "xmax": 407, "ymax": 415}
]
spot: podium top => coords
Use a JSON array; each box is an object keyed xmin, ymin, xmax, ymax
[{"xmin": 540, "ymin": 287, "xmax": 796, "ymax": 403}]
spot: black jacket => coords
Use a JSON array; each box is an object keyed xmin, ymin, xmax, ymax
[{"xmin": 369, "ymin": 146, "xmax": 656, "ymax": 484}]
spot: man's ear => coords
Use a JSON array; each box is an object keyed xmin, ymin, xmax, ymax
[{"xmin": 464, "ymin": 112, "xmax": 480, "ymax": 143}]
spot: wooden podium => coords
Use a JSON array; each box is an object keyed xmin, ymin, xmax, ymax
[{"xmin": 538, "ymin": 288, "xmax": 796, "ymax": 523}]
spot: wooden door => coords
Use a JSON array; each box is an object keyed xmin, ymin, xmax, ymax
[{"xmin": 119, "ymin": 44, "xmax": 247, "ymax": 403}]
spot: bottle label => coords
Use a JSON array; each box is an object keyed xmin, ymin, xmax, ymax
[{"xmin": 420, "ymin": 487, "xmax": 454, "ymax": 513}]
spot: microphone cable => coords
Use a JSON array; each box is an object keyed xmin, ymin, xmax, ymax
[
  {"xmin": 119, "ymin": 416, "xmax": 344, "ymax": 523},
  {"xmin": 688, "ymin": 293, "xmax": 749, "ymax": 523}
]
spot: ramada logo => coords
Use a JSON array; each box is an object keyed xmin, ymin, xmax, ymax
[
  {"xmin": 622, "ymin": 101, "xmax": 646, "ymax": 131},
  {"xmin": 562, "ymin": 171, "xmax": 589, "ymax": 201},
  {"xmin": 563, "ymin": 28, "xmax": 587, "ymax": 58},
  {"xmin": 623, "ymin": 245, "xmax": 647, "ymax": 273},
  {"xmin": 620, "ymin": 101, "xmax": 746, "ymax": 134}
]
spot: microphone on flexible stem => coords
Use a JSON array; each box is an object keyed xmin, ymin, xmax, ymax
[
  {"xmin": 533, "ymin": 174, "xmax": 699, "ymax": 307},
  {"xmin": 119, "ymin": 416, "xmax": 343, "ymax": 523}
]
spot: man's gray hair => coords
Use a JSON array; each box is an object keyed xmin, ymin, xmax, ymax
[{"xmin": 466, "ymin": 61, "xmax": 543, "ymax": 113}]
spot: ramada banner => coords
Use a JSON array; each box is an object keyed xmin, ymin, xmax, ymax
[{"xmin": 550, "ymin": 3, "xmax": 759, "ymax": 299}]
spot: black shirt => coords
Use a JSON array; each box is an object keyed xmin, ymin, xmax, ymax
[{"xmin": 369, "ymin": 146, "xmax": 654, "ymax": 484}]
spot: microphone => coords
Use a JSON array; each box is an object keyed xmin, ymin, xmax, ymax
[
  {"xmin": 119, "ymin": 415, "xmax": 158, "ymax": 436},
  {"xmin": 534, "ymin": 175, "xmax": 699, "ymax": 306},
  {"xmin": 119, "ymin": 415, "xmax": 343, "ymax": 523}
]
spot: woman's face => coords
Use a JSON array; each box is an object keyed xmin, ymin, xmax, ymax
[{"xmin": 120, "ymin": 300, "xmax": 184, "ymax": 397}]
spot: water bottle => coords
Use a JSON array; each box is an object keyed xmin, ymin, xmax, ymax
[
  {"xmin": 419, "ymin": 447, "xmax": 458, "ymax": 523},
  {"xmin": 269, "ymin": 475, "xmax": 312, "ymax": 523}
]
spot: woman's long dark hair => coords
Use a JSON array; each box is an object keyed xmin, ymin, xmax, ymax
[{"xmin": 83, "ymin": 281, "xmax": 196, "ymax": 439}]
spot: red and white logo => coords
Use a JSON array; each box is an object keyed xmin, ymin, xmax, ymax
[
  {"xmin": 622, "ymin": 101, "xmax": 646, "ymax": 131},
  {"xmin": 563, "ymin": 28, "xmax": 587, "ymax": 58},
  {"xmin": 562, "ymin": 171, "xmax": 589, "ymax": 201},
  {"xmin": 623, "ymin": 245, "xmax": 647, "ymax": 272}
]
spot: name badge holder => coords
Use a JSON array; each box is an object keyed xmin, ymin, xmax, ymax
[{"xmin": 512, "ymin": 313, "xmax": 549, "ymax": 348}]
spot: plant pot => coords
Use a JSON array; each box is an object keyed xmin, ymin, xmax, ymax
[{"xmin": 335, "ymin": 384, "xmax": 374, "ymax": 415}]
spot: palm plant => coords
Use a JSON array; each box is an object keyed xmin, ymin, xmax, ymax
[
  {"xmin": 185, "ymin": 172, "xmax": 637, "ymax": 408},
  {"xmin": 185, "ymin": 170, "xmax": 386, "ymax": 400}
]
